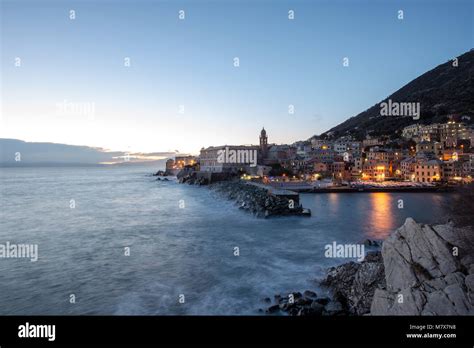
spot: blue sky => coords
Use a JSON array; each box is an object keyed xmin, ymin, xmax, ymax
[{"xmin": 1, "ymin": 0, "xmax": 472, "ymax": 154}]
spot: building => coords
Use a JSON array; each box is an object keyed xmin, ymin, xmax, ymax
[
  {"xmin": 347, "ymin": 141, "xmax": 362, "ymax": 155},
  {"xmin": 402, "ymin": 120, "xmax": 470, "ymax": 146},
  {"xmin": 327, "ymin": 161, "xmax": 347, "ymax": 179},
  {"xmin": 416, "ymin": 141, "xmax": 443, "ymax": 157},
  {"xmin": 313, "ymin": 162, "xmax": 328, "ymax": 173},
  {"xmin": 362, "ymin": 137, "xmax": 384, "ymax": 148},
  {"xmin": 265, "ymin": 144, "xmax": 296, "ymax": 164},
  {"xmin": 175, "ymin": 155, "xmax": 196, "ymax": 167},
  {"xmin": 366, "ymin": 149, "xmax": 402, "ymax": 176},
  {"xmin": 402, "ymin": 124, "xmax": 422, "ymax": 139},
  {"xmin": 353, "ymin": 157, "xmax": 363, "ymax": 171},
  {"xmin": 342, "ymin": 151, "xmax": 353, "ymax": 162},
  {"xmin": 441, "ymin": 160, "xmax": 464, "ymax": 181},
  {"xmin": 468, "ymin": 154, "xmax": 474, "ymax": 175},
  {"xmin": 361, "ymin": 160, "xmax": 390, "ymax": 181},
  {"xmin": 166, "ymin": 155, "xmax": 197, "ymax": 174},
  {"xmin": 295, "ymin": 142, "xmax": 312, "ymax": 157},
  {"xmin": 165, "ymin": 159, "xmax": 175, "ymax": 173},
  {"xmin": 310, "ymin": 138, "xmax": 333, "ymax": 150},
  {"xmin": 260, "ymin": 127, "xmax": 268, "ymax": 158},
  {"xmin": 439, "ymin": 120, "xmax": 470, "ymax": 147},
  {"xmin": 199, "ymin": 145, "xmax": 260, "ymax": 173},
  {"xmin": 367, "ymin": 149, "xmax": 391, "ymax": 162},
  {"xmin": 310, "ymin": 148, "xmax": 337, "ymax": 163},
  {"xmin": 414, "ymin": 159, "xmax": 442, "ymax": 183},
  {"xmin": 442, "ymin": 148, "xmax": 463, "ymax": 161},
  {"xmin": 419, "ymin": 123, "xmax": 441, "ymax": 142},
  {"xmin": 469, "ymin": 128, "xmax": 474, "ymax": 148},
  {"xmin": 333, "ymin": 141, "xmax": 348, "ymax": 154},
  {"xmin": 400, "ymin": 157, "xmax": 416, "ymax": 180}
]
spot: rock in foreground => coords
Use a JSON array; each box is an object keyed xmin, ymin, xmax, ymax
[
  {"xmin": 262, "ymin": 291, "xmax": 346, "ymax": 316},
  {"xmin": 371, "ymin": 218, "xmax": 474, "ymax": 315},
  {"xmin": 321, "ymin": 251, "xmax": 385, "ymax": 315},
  {"xmin": 312, "ymin": 218, "xmax": 473, "ymax": 316}
]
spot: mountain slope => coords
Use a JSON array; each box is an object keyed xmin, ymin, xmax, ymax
[{"xmin": 322, "ymin": 49, "xmax": 474, "ymax": 139}]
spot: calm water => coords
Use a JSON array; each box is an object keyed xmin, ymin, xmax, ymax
[{"xmin": 0, "ymin": 166, "xmax": 452, "ymax": 315}]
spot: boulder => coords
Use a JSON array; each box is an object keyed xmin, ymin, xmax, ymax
[
  {"xmin": 303, "ymin": 290, "xmax": 317, "ymax": 299},
  {"xmin": 321, "ymin": 251, "xmax": 385, "ymax": 315},
  {"xmin": 265, "ymin": 305, "xmax": 280, "ymax": 314},
  {"xmin": 370, "ymin": 218, "xmax": 474, "ymax": 315}
]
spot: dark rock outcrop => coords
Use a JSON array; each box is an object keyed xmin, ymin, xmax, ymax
[
  {"xmin": 210, "ymin": 181, "xmax": 307, "ymax": 217},
  {"xmin": 321, "ymin": 251, "xmax": 385, "ymax": 315},
  {"xmin": 263, "ymin": 291, "xmax": 345, "ymax": 316},
  {"xmin": 153, "ymin": 170, "xmax": 167, "ymax": 176},
  {"xmin": 177, "ymin": 169, "xmax": 209, "ymax": 185}
]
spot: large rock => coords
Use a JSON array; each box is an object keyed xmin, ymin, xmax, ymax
[
  {"xmin": 321, "ymin": 251, "xmax": 385, "ymax": 315},
  {"xmin": 370, "ymin": 218, "xmax": 474, "ymax": 315}
]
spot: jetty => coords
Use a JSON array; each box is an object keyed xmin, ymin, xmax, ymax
[
  {"xmin": 210, "ymin": 181, "xmax": 311, "ymax": 218},
  {"xmin": 247, "ymin": 182, "xmax": 300, "ymax": 205}
]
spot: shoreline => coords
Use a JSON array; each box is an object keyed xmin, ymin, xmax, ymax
[
  {"xmin": 261, "ymin": 218, "xmax": 474, "ymax": 316},
  {"xmin": 166, "ymin": 168, "xmax": 458, "ymax": 194},
  {"xmin": 305, "ymin": 186, "xmax": 455, "ymax": 193}
]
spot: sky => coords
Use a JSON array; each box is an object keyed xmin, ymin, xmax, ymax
[{"xmin": 1, "ymin": 0, "xmax": 473, "ymax": 155}]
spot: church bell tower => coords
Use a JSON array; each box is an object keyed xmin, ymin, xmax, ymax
[{"xmin": 260, "ymin": 127, "xmax": 268, "ymax": 158}]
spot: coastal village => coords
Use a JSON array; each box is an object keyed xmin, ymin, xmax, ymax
[
  {"xmin": 163, "ymin": 114, "xmax": 474, "ymax": 191},
  {"xmin": 159, "ymin": 116, "xmax": 474, "ymax": 315}
]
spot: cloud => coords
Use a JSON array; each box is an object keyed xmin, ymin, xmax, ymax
[{"xmin": 0, "ymin": 139, "xmax": 176, "ymax": 166}]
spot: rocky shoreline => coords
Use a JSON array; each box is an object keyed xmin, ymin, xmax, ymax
[
  {"xmin": 209, "ymin": 181, "xmax": 309, "ymax": 218},
  {"xmin": 261, "ymin": 290, "xmax": 345, "ymax": 316},
  {"xmin": 263, "ymin": 218, "xmax": 474, "ymax": 316},
  {"xmin": 169, "ymin": 169, "xmax": 310, "ymax": 218}
]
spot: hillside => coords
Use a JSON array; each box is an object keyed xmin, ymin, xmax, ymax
[{"xmin": 321, "ymin": 49, "xmax": 474, "ymax": 140}]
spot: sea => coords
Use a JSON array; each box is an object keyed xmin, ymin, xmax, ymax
[{"xmin": 0, "ymin": 166, "xmax": 453, "ymax": 315}]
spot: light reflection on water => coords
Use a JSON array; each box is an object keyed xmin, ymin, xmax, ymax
[{"xmin": 367, "ymin": 193, "xmax": 394, "ymax": 239}]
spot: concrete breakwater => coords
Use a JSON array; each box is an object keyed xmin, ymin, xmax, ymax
[{"xmin": 209, "ymin": 181, "xmax": 311, "ymax": 218}]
